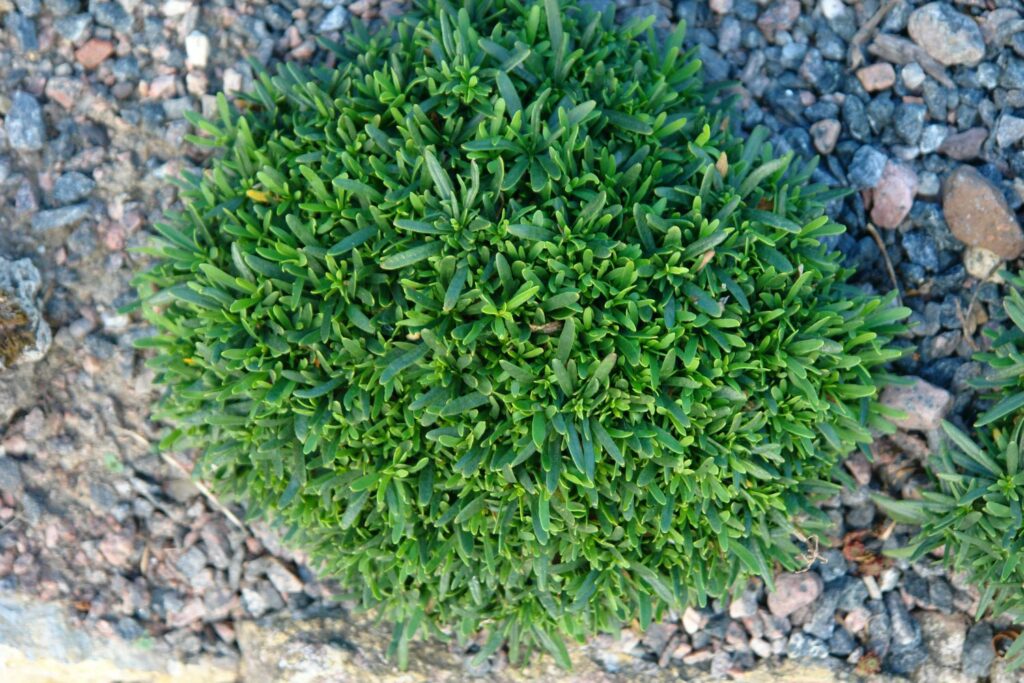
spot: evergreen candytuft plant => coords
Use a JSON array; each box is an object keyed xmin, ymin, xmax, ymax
[
  {"xmin": 877, "ymin": 273, "xmax": 1024, "ymax": 669},
  {"xmin": 135, "ymin": 0, "xmax": 908, "ymax": 666}
]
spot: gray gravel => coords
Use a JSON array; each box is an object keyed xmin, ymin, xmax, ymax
[{"xmin": 0, "ymin": 0, "xmax": 1022, "ymax": 679}]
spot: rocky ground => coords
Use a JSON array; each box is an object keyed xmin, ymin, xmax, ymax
[{"xmin": 1, "ymin": 0, "xmax": 1023, "ymax": 681}]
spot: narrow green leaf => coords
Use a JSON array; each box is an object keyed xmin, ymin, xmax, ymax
[
  {"xmin": 604, "ymin": 109, "xmax": 653, "ymax": 135},
  {"xmin": 423, "ymin": 149, "xmax": 453, "ymax": 200},
  {"xmin": 441, "ymin": 392, "xmax": 490, "ymax": 417},
  {"xmin": 380, "ymin": 242, "xmax": 443, "ymax": 270},
  {"xmin": 507, "ymin": 223, "xmax": 555, "ymax": 242},
  {"xmin": 293, "ymin": 375, "xmax": 344, "ymax": 399},
  {"xmin": 495, "ymin": 71, "xmax": 522, "ymax": 116},
  {"xmin": 444, "ymin": 264, "xmax": 469, "ymax": 311},
  {"xmin": 976, "ymin": 392, "xmax": 1024, "ymax": 428},
  {"xmin": 380, "ymin": 344, "xmax": 428, "ymax": 384},
  {"xmin": 327, "ymin": 227, "xmax": 376, "ymax": 256},
  {"xmin": 396, "ymin": 218, "xmax": 444, "ymax": 235}
]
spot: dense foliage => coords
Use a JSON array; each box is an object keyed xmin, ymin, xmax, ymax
[
  {"xmin": 877, "ymin": 274, "xmax": 1024, "ymax": 670},
  {"xmin": 135, "ymin": 0, "xmax": 908, "ymax": 666}
]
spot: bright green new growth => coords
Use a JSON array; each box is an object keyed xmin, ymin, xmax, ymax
[
  {"xmin": 136, "ymin": 0, "xmax": 907, "ymax": 666},
  {"xmin": 877, "ymin": 274, "xmax": 1024, "ymax": 670}
]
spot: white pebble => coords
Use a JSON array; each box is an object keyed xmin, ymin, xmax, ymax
[
  {"xmin": 162, "ymin": 0, "xmax": 192, "ymax": 16},
  {"xmin": 318, "ymin": 5, "xmax": 348, "ymax": 33},
  {"xmin": 185, "ymin": 30, "xmax": 210, "ymax": 69},
  {"xmin": 901, "ymin": 62, "xmax": 926, "ymax": 92},
  {"xmin": 222, "ymin": 68, "xmax": 243, "ymax": 95},
  {"xmin": 863, "ymin": 575, "xmax": 882, "ymax": 601},
  {"xmin": 963, "ymin": 246, "xmax": 1004, "ymax": 282},
  {"xmin": 819, "ymin": 0, "xmax": 848, "ymax": 20},
  {"xmin": 878, "ymin": 567, "xmax": 901, "ymax": 593}
]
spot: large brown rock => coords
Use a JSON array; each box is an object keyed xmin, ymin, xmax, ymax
[
  {"xmin": 766, "ymin": 572, "xmax": 823, "ymax": 618},
  {"xmin": 916, "ymin": 610, "xmax": 968, "ymax": 668},
  {"xmin": 942, "ymin": 166, "xmax": 1024, "ymax": 260},
  {"xmin": 908, "ymin": 2, "xmax": 986, "ymax": 66}
]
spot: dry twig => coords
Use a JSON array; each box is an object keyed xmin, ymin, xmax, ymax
[
  {"xmin": 956, "ymin": 255, "xmax": 1001, "ymax": 351},
  {"xmin": 848, "ymin": 0, "xmax": 900, "ymax": 68},
  {"xmin": 793, "ymin": 532, "xmax": 825, "ymax": 572},
  {"xmin": 111, "ymin": 424, "xmax": 249, "ymax": 532},
  {"xmin": 159, "ymin": 452, "xmax": 248, "ymax": 532},
  {"xmin": 867, "ymin": 34, "xmax": 954, "ymax": 88},
  {"xmin": 865, "ymin": 223, "xmax": 902, "ymax": 305}
]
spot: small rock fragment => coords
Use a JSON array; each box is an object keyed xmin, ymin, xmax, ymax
[
  {"xmin": 871, "ymin": 161, "xmax": 918, "ymax": 229},
  {"xmin": 787, "ymin": 632, "xmax": 829, "ymax": 659},
  {"xmin": 908, "ymin": 2, "xmax": 986, "ymax": 66},
  {"xmin": 0, "ymin": 257, "xmax": 52, "ymax": 369},
  {"xmin": 161, "ymin": 0, "xmax": 192, "ymax": 16},
  {"xmin": 185, "ymin": 31, "xmax": 209, "ymax": 69},
  {"xmin": 167, "ymin": 597, "xmax": 205, "ymax": 628},
  {"xmin": 264, "ymin": 558, "xmax": 303, "ymax": 596},
  {"xmin": 995, "ymin": 115, "xmax": 1024, "ymax": 149},
  {"xmin": 175, "ymin": 546, "xmax": 207, "ymax": 578},
  {"xmin": 919, "ymin": 125, "xmax": 947, "ymax": 155},
  {"xmin": 318, "ymin": 5, "xmax": 348, "ymax": 32},
  {"xmin": 709, "ymin": 0, "xmax": 732, "ymax": 14},
  {"xmin": 768, "ymin": 572, "xmax": 823, "ymax": 618},
  {"xmin": 963, "ymin": 246, "xmax": 1003, "ymax": 281},
  {"xmin": 44, "ymin": 77, "xmax": 83, "ymax": 110},
  {"xmin": 6, "ymin": 12, "xmax": 39, "ymax": 52},
  {"xmin": 5, "ymin": 92, "xmax": 45, "ymax": 152},
  {"xmin": 809, "ymin": 118, "xmax": 841, "ymax": 154},
  {"xmin": 901, "ymin": 62, "xmax": 926, "ymax": 92},
  {"xmin": 75, "ymin": 38, "xmax": 115, "ymax": 70},
  {"xmin": 961, "ymin": 622, "xmax": 994, "ymax": 678},
  {"xmin": 844, "ymin": 607, "xmax": 871, "ymax": 634},
  {"xmin": 917, "ymin": 611, "xmax": 967, "ymax": 668},
  {"xmin": 849, "ymin": 145, "xmax": 888, "ymax": 189},
  {"xmin": 886, "ymin": 591, "xmax": 921, "ymax": 652},
  {"xmin": 52, "ymin": 172, "xmax": 95, "ymax": 205},
  {"xmin": 54, "ymin": 13, "xmax": 91, "ymax": 41},
  {"xmin": 728, "ymin": 580, "xmax": 761, "ymax": 619},
  {"xmin": 98, "ymin": 533, "xmax": 134, "ymax": 568},
  {"xmin": 44, "ymin": 0, "xmax": 78, "ymax": 17},
  {"xmin": 803, "ymin": 587, "xmax": 841, "ymax": 640},
  {"xmin": 91, "ymin": 1, "xmax": 133, "ymax": 33},
  {"xmin": 943, "ymin": 166, "xmax": 1024, "ymax": 259},
  {"xmin": 147, "ymin": 75, "xmax": 178, "ymax": 99},
  {"xmin": 682, "ymin": 606, "xmax": 706, "ymax": 634},
  {"xmin": 31, "ymin": 204, "xmax": 90, "ymax": 232},
  {"xmin": 894, "ymin": 103, "xmax": 927, "ymax": 145},
  {"xmin": 756, "ymin": 0, "xmax": 800, "ymax": 42},
  {"xmin": 938, "ymin": 127, "xmax": 988, "ymax": 161},
  {"xmin": 0, "ymin": 456, "xmax": 25, "ymax": 497},
  {"xmin": 857, "ymin": 63, "xmax": 897, "ymax": 92},
  {"xmin": 880, "ymin": 376, "xmax": 953, "ymax": 431}
]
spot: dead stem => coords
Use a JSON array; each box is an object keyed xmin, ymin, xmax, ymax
[{"xmin": 865, "ymin": 223, "xmax": 903, "ymax": 306}]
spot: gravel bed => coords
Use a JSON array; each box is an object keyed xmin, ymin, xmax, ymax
[{"xmin": 1, "ymin": 0, "xmax": 1023, "ymax": 680}]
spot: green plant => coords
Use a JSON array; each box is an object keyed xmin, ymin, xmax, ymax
[
  {"xmin": 134, "ymin": 0, "xmax": 907, "ymax": 667},
  {"xmin": 876, "ymin": 274, "xmax": 1024, "ymax": 669},
  {"xmin": 103, "ymin": 452, "xmax": 126, "ymax": 473}
]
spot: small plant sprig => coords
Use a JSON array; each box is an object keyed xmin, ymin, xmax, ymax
[
  {"xmin": 876, "ymin": 273, "xmax": 1024, "ymax": 670},
  {"xmin": 135, "ymin": 0, "xmax": 907, "ymax": 667}
]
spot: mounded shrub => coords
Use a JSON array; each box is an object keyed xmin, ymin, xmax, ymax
[
  {"xmin": 135, "ymin": 0, "xmax": 908, "ymax": 665},
  {"xmin": 877, "ymin": 275, "xmax": 1024, "ymax": 669}
]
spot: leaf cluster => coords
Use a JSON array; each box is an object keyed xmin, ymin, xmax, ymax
[
  {"xmin": 877, "ymin": 273, "xmax": 1024, "ymax": 669},
  {"xmin": 135, "ymin": 0, "xmax": 907, "ymax": 666}
]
